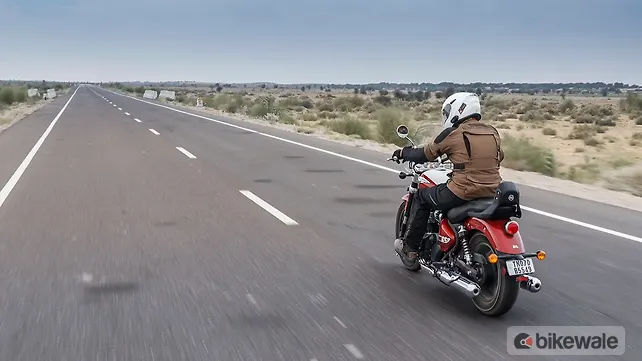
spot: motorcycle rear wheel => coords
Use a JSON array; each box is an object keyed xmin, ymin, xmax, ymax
[
  {"xmin": 395, "ymin": 201, "xmax": 421, "ymax": 272},
  {"xmin": 469, "ymin": 232, "xmax": 520, "ymax": 316}
]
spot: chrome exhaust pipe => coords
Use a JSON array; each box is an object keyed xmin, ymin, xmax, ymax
[
  {"xmin": 421, "ymin": 265, "xmax": 481, "ymax": 298},
  {"xmin": 519, "ymin": 275, "xmax": 541, "ymax": 293}
]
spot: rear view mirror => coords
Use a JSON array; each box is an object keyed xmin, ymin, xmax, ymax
[{"xmin": 396, "ymin": 125, "xmax": 409, "ymax": 139}]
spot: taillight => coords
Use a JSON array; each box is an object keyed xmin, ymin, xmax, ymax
[{"xmin": 504, "ymin": 221, "xmax": 519, "ymax": 235}]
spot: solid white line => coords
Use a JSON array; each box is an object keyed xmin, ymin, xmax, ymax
[
  {"xmin": 149, "ymin": 128, "xmax": 160, "ymax": 135},
  {"xmin": 124, "ymin": 112, "xmax": 130, "ymax": 116},
  {"xmin": 0, "ymin": 87, "xmax": 79, "ymax": 209},
  {"xmin": 239, "ymin": 190, "xmax": 298, "ymax": 225},
  {"xmin": 344, "ymin": 344, "xmax": 364, "ymax": 359},
  {"xmin": 176, "ymin": 146, "xmax": 197, "ymax": 159},
  {"xmin": 521, "ymin": 206, "xmax": 642, "ymax": 243},
  {"xmin": 134, "ymin": 118, "xmax": 142, "ymax": 123},
  {"xmin": 334, "ymin": 316, "xmax": 347, "ymax": 328},
  {"xmin": 104, "ymin": 88, "xmax": 642, "ymax": 243}
]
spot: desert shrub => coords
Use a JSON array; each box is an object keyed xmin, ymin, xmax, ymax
[
  {"xmin": 583, "ymin": 137, "xmax": 600, "ymax": 146},
  {"xmin": 595, "ymin": 116, "xmax": 617, "ymax": 127},
  {"xmin": 619, "ymin": 93, "xmax": 642, "ymax": 113},
  {"xmin": 375, "ymin": 108, "xmax": 408, "ymax": 146},
  {"xmin": 519, "ymin": 110, "xmax": 553, "ymax": 122},
  {"xmin": 501, "ymin": 134, "xmax": 557, "ymax": 176},
  {"xmin": 302, "ymin": 113, "xmax": 317, "ymax": 122},
  {"xmin": 568, "ymin": 124, "xmax": 599, "ymax": 140},
  {"xmin": 542, "ymin": 128, "xmax": 557, "ymax": 136},
  {"xmin": 329, "ymin": 116, "xmax": 371, "ymax": 139},
  {"xmin": 374, "ymin": 95, "xmax": 392, "ymax": 106},
  {"xmin": 0, "ymin": 88, "xmax": 15, "ymax": 105},
  {"xmin": 278, "ymin": 113, "xmax": 298, "ymax": 125},
  {"xmin": 334, "ymin": 96, "xmax": 365, "ymax": 112},
  {"xmin": 559, "ymin": 99, "xmax": 576, "ymax": 114},
  {"xmin": 516, "ymin": 101, "xmax": 537, "ymax": 114},
  {"xmin": 574, "ymin": 114, "xmax": 598, "ymax": 124},
  {"xmin": 317, "ymin": 111, "xmax": 338, "ymax": 119},
  {"xmin": 316, "ymin": 101, "xmax": 334, "ymax": 112}
]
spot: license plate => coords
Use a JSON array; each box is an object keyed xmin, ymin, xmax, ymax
[{"xmin": 505, "ymin": 258, "xmax": 535, "ymax": 276}]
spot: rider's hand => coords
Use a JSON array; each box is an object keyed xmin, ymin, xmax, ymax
[{"xmin": 391, "ymin": 146, "xmax": 412, "ymax": 163}]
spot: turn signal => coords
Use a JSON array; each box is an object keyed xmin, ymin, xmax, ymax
[
  {"xmin": 504, "ymin": 221, "xmax": 519, "ymax": 235},
  {"xmin": 488, "ymin": 253, "xmax": 498, "ymax": 264},
  {"xmin": 536, "ymin": 251, "xmax": 546, "ymax": 260}
]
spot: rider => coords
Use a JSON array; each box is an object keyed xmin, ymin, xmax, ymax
[{"xmin": 391, "ymin": 92, "xmax": 505, "ymax": 262}]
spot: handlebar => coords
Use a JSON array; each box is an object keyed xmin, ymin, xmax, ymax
[{"xmin": 386, "ymin": 156, "xmax": 454, "ymax": 178}]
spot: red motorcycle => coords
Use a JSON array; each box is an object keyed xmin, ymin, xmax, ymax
[{"xmin": 389, "ymin": 125, "xmax": 546, "ymax": 316}]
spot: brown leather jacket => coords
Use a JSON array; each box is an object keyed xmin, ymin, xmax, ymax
[{"xmin": 423, "ymin": 119, "xmax": 504, "ymax": 201}]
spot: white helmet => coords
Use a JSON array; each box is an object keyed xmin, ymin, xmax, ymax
[{"xmin": 441, "ymin": 92, "xmax": 482, "ymax": 129}]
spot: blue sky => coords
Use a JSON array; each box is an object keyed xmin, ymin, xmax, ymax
[{"xmin": 1, "ymin": 0, "xmax": 641, "ymax": 84}]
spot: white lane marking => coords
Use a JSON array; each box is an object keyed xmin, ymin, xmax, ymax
[
  {"xmin": 239, "ymin": 190, "xmax": 298, "ymax": 225},
  {"xmin": 124, "ymin": 112, "xmax": 130, "ymax": 116},
  {"xmin": 344, "ymin": 344, "xmax": 364, "ymax": 359},
  {"xmin": 113, "ymin": 104, "xmax": 117, "ymax": 107},
  {"xmin": 176, "ymin": 146, "xmax": 197, "ymax": 159},
  {"xmin": 134, "ymin": 118, "xmax": 142, "ymax": 123},
  {"xmin": 521, "ymin": 206, "xmax": 642, "ymax": 243},
  {"xmin": 149, "ymin": 129, "xmax": 160, "ymax": 135},
  {"xmin": 334, "ymin": 316, "xmax": 347, "ymax": 328},
  {"xmin": 118, "ymin": 107, "xmax": 122, "ymax": 111},
  {"xmin": 0, "ymin": 87, "xmax": 79, "ymax": 210},
  {"xmin": 103, "ymin": 88, "xmax": 642, "ymax": 243}
]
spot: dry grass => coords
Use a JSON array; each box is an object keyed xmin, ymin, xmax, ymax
[{"xmin": 114, "ymin": 85, "xmax": 642, "ymax": 197}]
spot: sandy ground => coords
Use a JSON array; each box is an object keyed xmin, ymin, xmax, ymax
[
  {"xmin": 0, "ymin": 98, "xmax": 57, "ymax": 133},
  {"xmin": 144, "ymin": 95, "xmax": 642, "ymax": 213}
]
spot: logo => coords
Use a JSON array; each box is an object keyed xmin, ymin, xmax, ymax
[
  {"xmin": 507, "ymin": 194, "xmax": 515, "ymax": 202},
  {"xmin": 514, "ymin": 333, "xmax": 533, "ymax": 349},
  {"xmin": 507, "ymin": 326, "xmax": 625, "ymax": 356},
  {"xmin": 438, "ymin": 235, "xmax": 450, "ymax": 244},
  {"xmin": 458, "ymin": 103, "xmax": 467, "ymax": 114}
]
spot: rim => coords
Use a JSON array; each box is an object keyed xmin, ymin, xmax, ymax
[{"xmin": 473, "ymin": 240, "xmax": 500, "ymax": 302}]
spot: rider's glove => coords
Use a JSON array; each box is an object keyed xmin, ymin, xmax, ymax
[{"xmin": 391, "ymin": 146, "xmax": 413, "ymax": 163}]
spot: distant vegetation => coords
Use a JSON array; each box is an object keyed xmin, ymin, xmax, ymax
[{"xmin": 103, "ymin": 80, "xmax": 642, "ymax": 197}]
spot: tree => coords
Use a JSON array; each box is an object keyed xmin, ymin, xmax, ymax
[
  {"xmin": 354, "ymin": 88, "xmax": 359, "ymax": 94},
  {"xmin": 260, "ymin": 84, "xmax": 266, "ymax": 89},
  {"xmin": 444, "ymin": 87, "xmax": 455, "ymax": 98},
  {"xmin": 301, "ymin": 86, "xmax": 306, "ymax": 92},
  {"xmin": 379, "ymin": 89, "xmax": 389, "ymax": 96},
  {"xmin": 475, "ymin": 88, "xmax": 482, "ymax": 96},
  {"xmin": 601, "ymin": 88, "xmax": 608, "ymax": 97},
  {"xmin": 435, "ymin": 91, "xmax": 444, "ymax": 99},
  {"xmin": 216, "ymin": 86, "xmax": 223, "ymax": 92},
  {"xmin": 359, "ymin": 87, "xmax": 367, "ymax": 95}
]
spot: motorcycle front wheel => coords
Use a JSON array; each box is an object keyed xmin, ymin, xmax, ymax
[{"xmin": 395, "ymin": 201, "xmax": 421, "ymax": 272}]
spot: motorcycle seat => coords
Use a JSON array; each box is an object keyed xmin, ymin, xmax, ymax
[{"xmin": 446, "ymin": 198, "xmax": 495, "ymax": 223}]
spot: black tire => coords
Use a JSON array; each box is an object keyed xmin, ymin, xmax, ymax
[
  {"xmin": 469, "ymin": 232, "xmax": 519, "ymax": 316},
  {"xmin": 395, "ymin": 201, "xmax": 421, "ymax": 272}
]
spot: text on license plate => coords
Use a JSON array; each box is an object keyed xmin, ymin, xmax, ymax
[{"xmin": 505, "ymin": 258, "xmax": 535, "ymax": 276}]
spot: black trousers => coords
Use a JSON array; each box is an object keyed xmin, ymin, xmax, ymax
[{"xmin": 403, "ymin": 183, "xmax": 467, "ymax": 250}]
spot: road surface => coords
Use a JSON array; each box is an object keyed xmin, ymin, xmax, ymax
[{"xmin": 0, "ymin": 85, "xmax": 640, "ymax": 360}]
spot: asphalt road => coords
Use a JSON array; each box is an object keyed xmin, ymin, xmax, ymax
[{"xmin": 0, "ymin": 85, "xmax": 640, "ymax": 360}]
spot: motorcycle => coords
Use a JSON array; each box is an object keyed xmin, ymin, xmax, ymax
[{"xmin": 388, "ymin": 124, "xmax": 546, "ymax": 316}]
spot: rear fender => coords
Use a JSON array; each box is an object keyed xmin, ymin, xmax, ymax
[{"xmin": 465, "ymin": 218, "xmax": 525, "ymax": 254}]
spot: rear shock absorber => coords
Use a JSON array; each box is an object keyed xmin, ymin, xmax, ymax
[{"xmin": 456, "ymin": 225, "xmax": 472, "ymax": 263}]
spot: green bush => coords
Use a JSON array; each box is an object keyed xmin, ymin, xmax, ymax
[
  {"xmin": 375, "ymin": 108, "xmax": 408, "ymax": 146},
  {"xmin": 501, "ymin": 134, "xmax": 557, "ymax": 176},
  {"xmin": 329, "ymin": 116, "xmax": 371, "ymax": 139}
]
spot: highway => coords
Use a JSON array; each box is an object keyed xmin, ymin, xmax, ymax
[{"xmin": 0, "ymin": 85, "xmax": 640, "ymax": 360}]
